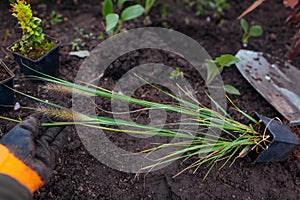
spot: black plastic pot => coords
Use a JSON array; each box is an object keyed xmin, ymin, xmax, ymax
[
  {"xmin": 7, "ymin": 36, "xmax": 60, "ymax": 77},
  {"xmin": 0, "ymin": 60, "xmax": 15, "ymax": 114},
  {"xmin": 249, "ymin": 113, "xmax": 300, "ymax": 163}
]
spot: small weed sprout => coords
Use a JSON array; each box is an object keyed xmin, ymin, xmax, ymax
[
  {"xmin": 240, "ymin": 18, "xmax": 263, "ymax": 47},
  {"xmin": 71, "ymin": 38, "xmax": 85, "ymax": 51},
  {"xmin": 49, "ymin": 10, "xmax": 63, "ymax": 26},
  {"xmin": 184, "ymin": 0, "xmax": 230, "ymax": 19},
  {"xmin": 71, "ymin": 27, "xmax": 96, "ymax": 50},
  {"xmin": 208, "ymin": 0, "xmax": 230, "ymax": 18},
  {"xmin": 98, "ymin": 33, "xmax": 105, "ymax": 40},
  {"xmin": 170, "ymin": 67, "xmax": 184, "ymax": 80},
  {"xmin": 74, "ymin": 27, "xmax": 95, "ymax": 39}
]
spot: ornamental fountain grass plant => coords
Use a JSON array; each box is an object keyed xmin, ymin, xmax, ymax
[{"xmin": 2, "ymin": 72, "xmax": 276, "ymax": 179}]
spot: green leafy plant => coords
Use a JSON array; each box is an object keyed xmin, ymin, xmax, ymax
[
  {"xmin": 103, "ymin": 0, "xmax": 113, "ymax": 16},
  {"xmin": 115, "ymin": 0, "xmax": 130, "ymax": 10},
  {"xmin": 3, "ymin": 70, "xmax": 272, "ymax": 179},
  {"xmin": 160, "ymin": 2, "xmax": 168, "ymax": 19},
  {"xmin": 121, "ymin": 4, "xmax": 144, "ymax": 20},
  {"xmin": 49, "ymin": 10, "xmax": 63, "ymax": 26},
  {"xmin": 205, "ymin": 54, "xmax": 240, "ymax": 95},
  {"xmin": 207, "ymin": 0, "xmax": 230, "ymax": 18},
  {"xmin": 170, "ymin": 67, "xmax": 184, "ymax": 79},
  {"xmin": 71, "ymin": 27, "xmax": 96, "ymax": 50},
  {"xmin": 184, "ymin": 0, "xmax": 230, "ymax": 18},
  {"xmin": 71, "ymin": 38, "xmax": 85, "ymax": 51},
  {"xmin": 127, "ymin": 0, "xmax": 156, "ymax": 13},
  {"xmin": 240, "ymin": 18, "xmax": 263, "ymax": 47},
  {"xmin": 74, "ymin": 27, "xmax": 95, "ymax": 39},
  {"xmin": 223, "ymin": 84, "xmax": 240, "ymax": 95},
  {"xmin": 98, "ymin": 33, "xmax": 105, "ymax": 40},
  {"xmin": 9, "ymin": 0, "xmax": 57, "ymax": 60},
  {"xmin": 103, "ymin": 0, "xmax": 145, "ymax": 36},
  {"xmin": 144, "ymin": 0, "xmax": 156, "ymax": 14}
]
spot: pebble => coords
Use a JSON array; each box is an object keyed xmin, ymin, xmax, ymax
[
  {"xmin": 14, "ymin": 102, "xmax": 20, "ymax": 110},
  {"xmin": 269, "ymin": 33, "xmax": 277, "ymax": 41},
  {"xmin": 78, "ymin": 186, "xmax": 84, "ymax": 192}
]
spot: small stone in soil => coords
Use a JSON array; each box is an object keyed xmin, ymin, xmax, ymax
[{"xmin": 14, "ymin": 102, "xmax": 20, "ymax": 111}]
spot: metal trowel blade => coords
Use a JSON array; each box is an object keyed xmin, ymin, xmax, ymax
[{"xmin": 235, "ymin": 49, "xmax": 300, "ymax": 126}]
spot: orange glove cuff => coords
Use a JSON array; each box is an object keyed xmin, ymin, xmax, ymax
[{"xmin": 0, "ymin": 144, "xmax": 44, "ymax": 193}]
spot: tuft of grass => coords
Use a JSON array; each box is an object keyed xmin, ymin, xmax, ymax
[{"xmin": 2, "ymin": 69, "xmax": 271, "ymax": 178}]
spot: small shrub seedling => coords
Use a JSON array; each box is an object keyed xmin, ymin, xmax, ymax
[
  {"xmin": 102, "ymin": 0, "xmax": 145, "ymax": 36},
  {"xmin": 9, "ymin": 0, "xmax": 57, "ymax": 60},
  {"xmin": 240, "ymin": 18, "xmax": 263, "ymax": 47},
  {"xmin": 205, "ymin": 54, "xmax": 241, "ymax": 95}
]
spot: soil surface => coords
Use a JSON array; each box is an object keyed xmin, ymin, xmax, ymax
[
  {"xmin": 1, "ymin": 0, "xmax": 300, "ymax": 199},
  {"xmin": 0, "ymin": 64, "xmax": 11, "ymax": 81}
]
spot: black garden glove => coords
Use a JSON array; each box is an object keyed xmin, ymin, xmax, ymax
[{"xmin": 0, "ymin": 115, "xmax": 68, "ymax": 193}]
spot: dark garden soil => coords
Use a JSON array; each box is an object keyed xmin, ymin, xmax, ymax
[
  {"xmin": 1, "ymin": 0, "xmax": 300, "ymax": 199},
  {"xmin": 0, "ymin": 67, "xmax": 10, "ymax": 81}
]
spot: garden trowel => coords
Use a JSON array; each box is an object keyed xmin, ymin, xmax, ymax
[{"xmin": 235, "ymin": 49, "xmax": 300, "ymax": 126}]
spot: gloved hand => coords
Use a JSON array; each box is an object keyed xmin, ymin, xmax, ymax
[{"xmin": 0, "ymin": 116, "xmax": 68, "ymax": 193}]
